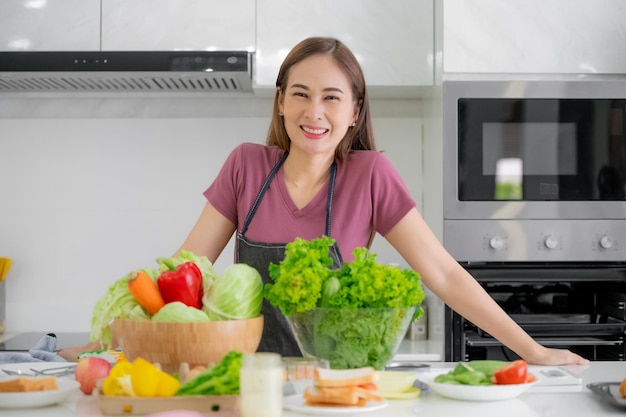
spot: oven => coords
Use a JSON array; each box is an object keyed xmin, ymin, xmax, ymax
[{"xmin": 442, "ymin": 77, "xmax": 626, "ymax": 361}]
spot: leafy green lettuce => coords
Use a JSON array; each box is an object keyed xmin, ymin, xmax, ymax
[
  {"xmin": 291, "ymin": 306, "xmax": 417, "ymax": 369},
  {"xmin": 265, "ymin": 236, "xmax": 336, "ymax": 316},
  {"xmin": 264, "ymin": 236, "xmax": 425, "ymax": 369}
]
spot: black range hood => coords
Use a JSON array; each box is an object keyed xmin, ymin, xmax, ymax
[{"xmin": 0, "ymin": 51, "xmax": 253, "ymax": 93}]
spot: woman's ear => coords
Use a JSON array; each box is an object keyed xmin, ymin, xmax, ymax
[
  {"xmin": 352, "ymin": 101, "xmax": 361, "ymax": 125},
  {"xmin": 277, "ymin": 87, "xmax": 285, "ymax": 114}
]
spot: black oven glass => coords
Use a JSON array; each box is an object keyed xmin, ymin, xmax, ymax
[{"xmin": 458, "ymin": 98, "xmax": 626, "ymax": 201}]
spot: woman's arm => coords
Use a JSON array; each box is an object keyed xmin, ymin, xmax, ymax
[
  {"xmin": 173, "ymin": 202, "xmax": 237, "ymax": 262},
  {"xmin": 385, "ymin": 208, "xmax": 588, "ymax": 366}
]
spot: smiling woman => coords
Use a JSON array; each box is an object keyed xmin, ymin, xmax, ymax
[{"xmin": 60, "ymin": 36, "xmax": 588, "ymax": 368}]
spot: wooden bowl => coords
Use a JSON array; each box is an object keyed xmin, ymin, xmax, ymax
[{"xmin": 110, "ymin": 315, "xmax": 263, "ymax": 373}]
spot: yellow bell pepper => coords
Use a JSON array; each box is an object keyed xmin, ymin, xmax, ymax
[
  {"xmin": 102, "ymin": 361, "xmax": 134, "ymax": 396},
  {"xmin": 130, "ymin": 358, "xmax": 161, "ymax": 397},
  {"xmin": 102, "ymin": 357, "xmax": 180, "ymax": 397},
  {"xmin": 130, "ymin": 357, "xmax": 181, "ymax": 397},
  {"xmin": 155, "ymin": 371, "xmax": 181, "ymax": 397}
]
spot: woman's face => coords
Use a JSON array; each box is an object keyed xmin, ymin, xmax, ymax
[{"xmin": 278, "ymin": 54, "xmax": 359, "ymax": 160}]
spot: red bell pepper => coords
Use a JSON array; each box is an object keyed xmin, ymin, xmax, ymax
[
  {"xmin": 156, "ymin": 261, "xmax": 204, "ymax": 309},
  {"xmin": 493, "ymin": 360, "xmax": 528, "ymax": 385}
]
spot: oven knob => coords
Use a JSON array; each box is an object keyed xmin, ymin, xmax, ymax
[
  {"xmin": 600, "ymin": 235, "xmax": 614, "ymax": 249},
  {"xmin": 489, "ymin": 236, "xmax": 504, "ymax": 250},
  {"xmin": 544, "ymin": 235, "xmax": 558, "ymax": 249}
]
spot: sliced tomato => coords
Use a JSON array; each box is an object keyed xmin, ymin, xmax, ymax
[
  {"xmin": 493, "ymin": 360, "xmax": 528, "ymax": 385},
  {"xmin": 357, "ymin": 382, "xmax": 378, "ymax": 391}
]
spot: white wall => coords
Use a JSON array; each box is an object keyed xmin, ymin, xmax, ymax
[{"xmin": 0, "ymin": 95, "xmax": 440, "ymax": 334}]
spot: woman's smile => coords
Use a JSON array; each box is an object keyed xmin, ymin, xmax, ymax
[{"xmin": 301, "ymin": 124, "xmax": 329, "ymax": 139}]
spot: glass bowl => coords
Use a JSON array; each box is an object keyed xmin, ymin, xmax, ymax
[{"xmin": 286, "ymin": 306, "xmax": 418, "ymax": 370}]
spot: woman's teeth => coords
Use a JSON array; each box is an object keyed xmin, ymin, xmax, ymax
[{"xmin": 302, "ymin": 126, "xmax": 328, "ymax": 135}]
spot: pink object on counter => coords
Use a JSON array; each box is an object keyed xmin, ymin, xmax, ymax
[{"xmin": 144, "ymin": 411, "xmax": 204, "ymax": 417}]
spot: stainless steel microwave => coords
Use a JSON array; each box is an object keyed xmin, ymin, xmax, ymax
[{"xmin": 442, "ymin": 78, "xmax": 626, "ymax": 262}]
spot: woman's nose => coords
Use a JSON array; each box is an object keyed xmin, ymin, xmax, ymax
[{"xmin": 305, "ymin": 100, "xmax": 323, "ymax": 120}]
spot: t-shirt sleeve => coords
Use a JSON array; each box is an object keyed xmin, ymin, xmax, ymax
[
  {"xmin": 371, "ymin": 153, "xmax": 416, "ymax": 236},
  {"xmin": 202, "ymin": 144, "xmax": 244, "ymax": 225}
]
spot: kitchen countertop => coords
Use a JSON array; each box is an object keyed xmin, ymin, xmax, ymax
[
  {"xmin": 0, "ymin": 332, "xmax": 91, "ymax": 352},
  {"xmin": 0, "ymin": 332, "xmax": 443, "ymax": 362},
  {"xmin": 394, "ymin": 339, "xmax": 442, "ymax": 362},
  {"xmin": 1, "ymin": 361, "xmax": 625, "ymax": 416}
]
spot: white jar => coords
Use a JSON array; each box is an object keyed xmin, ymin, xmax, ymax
[{"xmin": 239, "ymin": 353, "xmax": 283, "ymax": 417}]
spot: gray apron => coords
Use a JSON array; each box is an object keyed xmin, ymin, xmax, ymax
[{"xmin": 235, "ymin": 152, "xmax": 343, "ymax": 356}]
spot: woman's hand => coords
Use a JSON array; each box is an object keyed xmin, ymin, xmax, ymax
[
  {"xmin": 58, "ymin": 341, "xmax": 106, "ymax": 362},
  {"xmin": 525, "ymin": 346, "xmax": 590, "ymax": 366}
]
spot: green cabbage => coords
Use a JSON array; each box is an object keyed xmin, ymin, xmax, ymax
[
  {"xmin": 202, "ymin": 264, "xmax": 263, "ymax": 320},
  {"xmin": 152, "ymin": 301, "xmax": 210, "ymax": 322},
  {"xmin": 89, "ymin": 269, "xmax": 155, "ymax": 348}
]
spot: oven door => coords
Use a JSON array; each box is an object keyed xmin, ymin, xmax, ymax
[
  {"xmin": 445, "ymin": 262, "xmax": 626, "ymax": 362},
  {"xmin": 443, "ymin": 79, "xmax": 626, "ymax": 221}
]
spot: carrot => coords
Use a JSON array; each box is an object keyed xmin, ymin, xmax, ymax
[{"xmin": 127, "ymin": 271, "xmax": 166, "ymax": 315}]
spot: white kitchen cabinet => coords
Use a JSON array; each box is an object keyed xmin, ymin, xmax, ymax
[
  {"xmin": 0, "ymin": 0, "xmax": 100, "ymax": 51},
  {"xmin": 256, "ymin": 0, "xmax": 434, "ymax": 89},
  {"xmin": 444, "ymin": 0, "xmax": 626, "ymax": 74},
  {"xmin": 101, "ymin": 0, "xmax": 255, "ymax": 52}
]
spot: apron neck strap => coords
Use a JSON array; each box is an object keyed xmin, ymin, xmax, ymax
[
  {"xmin": 240, "ymin": 151, "xmax": 288, "ymax": 235},
  {"xmin": 325, "ymin": 161, "xmax": 337, "ymax": 237}
]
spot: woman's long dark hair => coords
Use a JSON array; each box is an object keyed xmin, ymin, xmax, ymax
[{"xmin": 266, "ymin": 37, "xmax": 376, "ymax": 161}]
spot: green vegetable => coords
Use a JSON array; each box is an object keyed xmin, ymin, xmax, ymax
[
  {"xmin": 265, "ymin": 236, "xmax": 336, "ymax": 316},
  {"xmin": 152, "ymin": 301, "xmax": 210, "ymax": 322},
  {"xmin": 90, "ymin": 251, "xmax": 217, "ymax": 348},
  {"xmin": 327, "ymin": 247, "xmax": 424, "ymax": 309},
  {"xmin": 203, "ymin": 263, "xmax": 263, "ymax": 320},
  {"xmin": 292, "ymin": 306, "xmax": 417, "ymax": 370},
  {"xmin": 467, "ymin": 360, "xmax": 509, "ymax": 376},
  {"xmin": 320, "ymin": 276, "xmax": 340, "ymax": 307},
  {"xmin": 434, "ymin": 360, "xmax": 508, "ymax": 385},
  {"xmin": 176, "ymin": 350, "xmax": 242, "ymax": 395},
  {"xmin": 89, "ymin": 269, "xmax": 156, "ymax": 348},
  {"xmin": 264, "ymin": 236, "xmax": 425, "ymax": 369}
]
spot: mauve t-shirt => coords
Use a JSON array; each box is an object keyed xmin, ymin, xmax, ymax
[{"xmin": 203, "ymin": 142, "xmax": 415, "ymax": 261}]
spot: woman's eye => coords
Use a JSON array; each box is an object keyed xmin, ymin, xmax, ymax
[
  {"xmin": 325, "ymin": 95, "xmax": 339, "ymax": 101},
  {"xmin": 293, "ymin": 92, "xmax": 308, "ymax": 98}
]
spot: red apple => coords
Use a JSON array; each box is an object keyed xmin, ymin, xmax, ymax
[{"xmin": 75, "ymin": 357, "xmax": 112, "ymax": 395}]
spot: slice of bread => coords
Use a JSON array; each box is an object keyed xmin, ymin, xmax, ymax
[
  {"xmin": 304, "ymin": 386, "xmax": 362, "ymax": 406},
  {"xmin": 0, "ymin": 376, "xmax": 58, "ymax": 393},
  {"xmin": 303, "ymin": 367, "xmax": 384, "ymax": 407},
  {"xmin": 315, "ymin": 367, "xmax": 378, "ymax": 388}
]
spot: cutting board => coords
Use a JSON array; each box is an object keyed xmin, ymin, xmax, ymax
[{"xmin": 529, "ymin": 366, "xmax": 583, "ymax": 392}]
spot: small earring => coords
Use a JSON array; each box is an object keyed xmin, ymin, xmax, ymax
[
  {"xmin": 278, "ymin": 112, "xmax": 284, "ymax": 117},
  {"xmin": 350, "ymin": 122, "xmax": 356, "ymax": 127}
]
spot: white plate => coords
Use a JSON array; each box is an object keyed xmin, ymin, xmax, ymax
[
  {"xmin": 418, "ymin": 370, "xmax": 537, "ymax": 402},
  {"xmin": 0, "ymin": 362, "xmax": 75, "ymax": 378},
  {"xmin": 283, "ymin": 394, "xmax": 388, "ymax": 414},
  {"xmin": 0, "ymin": 378, "xmax": 80, "ymax": 409}
]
